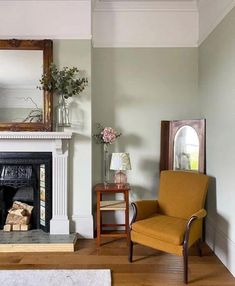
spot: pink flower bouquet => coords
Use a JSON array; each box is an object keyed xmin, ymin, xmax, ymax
[{"xmin": 93, "ymin": 123, "xmax": 121, "ymax": 144}]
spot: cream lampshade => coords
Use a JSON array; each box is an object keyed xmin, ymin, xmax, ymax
[{"xmin": 110, "ymin": 153, "xmax": 131, "ymax": 187}]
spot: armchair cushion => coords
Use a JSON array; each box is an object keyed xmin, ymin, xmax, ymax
[
  {"xmin": 132, "ymin": 214, "xmax": 188, "ymax": 245},
  {"xmin": 158, "ymin": 171, "xmax": 209, "ymax": 219}
]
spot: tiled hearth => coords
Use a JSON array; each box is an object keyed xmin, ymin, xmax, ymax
[{"xmin": 0, "ymin": 230, "xmax": 77, "ymax": 252}]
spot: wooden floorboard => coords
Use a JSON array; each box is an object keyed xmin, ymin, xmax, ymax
[{"xmin": 0, "ymin": 238, "xmax": 234, "ymax": 285}]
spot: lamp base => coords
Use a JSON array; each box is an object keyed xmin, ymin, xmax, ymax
[{"xmin": 114, "ymin": 171, "xmax": 127, "ymax": 188}]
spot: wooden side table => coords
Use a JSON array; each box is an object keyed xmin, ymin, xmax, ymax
[{"xmin": 94, "ymin": 183, "xmax": 130, "ymax": 246}]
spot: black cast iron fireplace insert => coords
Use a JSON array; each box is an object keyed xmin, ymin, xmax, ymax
[{"xmin": 0, "ymin": 152, "xmax": 52, "ymax": 232}]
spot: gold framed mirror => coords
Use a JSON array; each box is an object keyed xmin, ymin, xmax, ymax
[{"xmin": 0, "ymin": 39, "xmax": 53, "ymax": 131}]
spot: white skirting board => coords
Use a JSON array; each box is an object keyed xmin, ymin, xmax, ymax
[
  {"xmin": 71, "ymin": 214, "xmax": 94, "ymax": 238},
  {"xmin": 206, "ymin": 217, "xmax": 235, "ymax": 277}
]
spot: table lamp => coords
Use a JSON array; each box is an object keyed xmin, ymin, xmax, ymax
[{"xmin": 110, "ymin": 153, "xmax": 131, "ymax": 187}]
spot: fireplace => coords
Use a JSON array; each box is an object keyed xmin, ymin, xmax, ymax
[
  {"xmin": 0, "ymin": 152, "xmax": 52, "ymax": 232},
  {"xmin": 0, "ymin": 132, "xmax": 72, "ymax": 234}
]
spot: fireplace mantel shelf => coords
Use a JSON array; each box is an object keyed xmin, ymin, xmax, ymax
[{"xmin": 0, "ymin": 132, "xmax": 72, "ymax": 140}]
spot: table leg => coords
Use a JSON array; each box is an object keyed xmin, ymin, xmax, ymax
[
  {"xmin": 125, "ymin": 190, "xmax": 130, "ymax": 245},
  {"xmin": 97, "ymin": 191, "xmax": 101, "ymax": 246}
]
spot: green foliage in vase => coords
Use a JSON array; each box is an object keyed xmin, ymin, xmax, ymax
[{"xmin": 38, "ymin": 63, "xmax": 88, "ymax": 99}]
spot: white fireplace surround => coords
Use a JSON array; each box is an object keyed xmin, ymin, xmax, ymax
[{"xmin": 0, "ymin": 132, "xmax": 72, "ymax": 235}]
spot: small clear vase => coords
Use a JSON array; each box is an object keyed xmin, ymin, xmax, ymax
[
  {"xmin": 56, "ymin": 96, "xmax": 71, "ymax": 127},
  {"xmin": 103, "ymin": 144, "xmax": 109, "ymax": 186}
]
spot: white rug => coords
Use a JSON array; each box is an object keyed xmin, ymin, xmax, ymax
[{"xmin": 0, "ymin": 269, "xmax": 111, "ymax": 286}]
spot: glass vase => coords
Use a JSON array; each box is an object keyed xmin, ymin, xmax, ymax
[
  {"xmin": 56, "ymin": 96, "xmax": 71, "ymax": 127},
  {"xmin": 103, "ymin": 144, "xmax": 109, "ymax": 186}
]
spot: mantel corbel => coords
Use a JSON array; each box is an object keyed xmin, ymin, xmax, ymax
[{"xmin": 54, "ymin": 139, "xmax": 63, "ymax": 155}]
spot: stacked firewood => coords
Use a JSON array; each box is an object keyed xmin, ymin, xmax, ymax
[{"xmin": 3, "ymin": 201, "xmax": 33, "ymax": 231}]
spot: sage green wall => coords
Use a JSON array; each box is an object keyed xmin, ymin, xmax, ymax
[
  {"xmin": 199, "ymin": 8, "xmax": 235, "ymax": 275},
  {"xmin": 92, "ymin": 48, "xmax": 199, "ymax": 204},
  {"xmin": 53, "ymin": 40, "xmax": 93, "ymax": 238}
]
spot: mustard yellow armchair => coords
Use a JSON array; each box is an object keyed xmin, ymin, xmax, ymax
[{"xmin": 129, "ymin": 170, "xmax": 209, "ymax": 284}]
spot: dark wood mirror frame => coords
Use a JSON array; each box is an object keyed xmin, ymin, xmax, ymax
[
  {"xmin": 0, "ymin": 39, "xmax": 53, "ymax": 131},
  {"xmin": 160, "ymin": 119, "xmax": 206, "ymax": 174}
]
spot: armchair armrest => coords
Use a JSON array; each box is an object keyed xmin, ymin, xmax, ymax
[
  {"xmin": 183, "ymin": 208, "xmax": 207, "ymax": 250},
  {"xmin": 189, "ymin": 209, "xmax": 207, "ymax": 220},
  {"xmin": 131, "ymin": 200, "xmax": 158, "ymax": 224}
]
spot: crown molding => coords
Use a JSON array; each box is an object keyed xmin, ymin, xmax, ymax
[
  {"xmin": 92, "ymin": 40, "xmax": 198, "ymax": 48},
  {"xmin": 198, "ymin": 0, "xmax": 235, "ymax": 45},
  {"xmin": 93, "ymin": 1, "xmax": 198, "ymax": 48},
  {"xmin": 93, "ymin": 0, "xmax": 198, "ymax": 12}
]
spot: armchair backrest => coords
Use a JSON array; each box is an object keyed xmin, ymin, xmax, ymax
[{"xmin": 158, "ymin": 170, "xmax": 209, "ymax": 219}]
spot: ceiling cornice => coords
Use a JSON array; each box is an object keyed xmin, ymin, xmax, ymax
[
  {"xmin": 93, "ymin": 0, "xmax": 198, "ymax": 12},
  {"xmin": 93, "ymin": 1, "xmax": 198, "ymax": 47},
  {"xmin": 198, "ymin": 0, "xmax": 235, "ymax": 45}
]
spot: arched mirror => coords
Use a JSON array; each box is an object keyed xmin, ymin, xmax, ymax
[
  {"xmin": 0, "ymin": 39, "xmax": 53, "ymax": 131},
  {"xmin": 173, "ymin": 126, "xmax": 199, "ymax": 171},
  {"xmin": 160, "ymin": 119, "xmax": 205, "ymax": 173}
]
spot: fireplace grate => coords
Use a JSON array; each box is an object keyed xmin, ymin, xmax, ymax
[{"xmin": 0, "ymin": 165, "xmax": 34, "ymax": 189}]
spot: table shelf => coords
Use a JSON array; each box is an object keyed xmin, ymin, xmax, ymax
[{"xmin": 100, "ymin": 200, "xmax": 126, "ymax": 211}]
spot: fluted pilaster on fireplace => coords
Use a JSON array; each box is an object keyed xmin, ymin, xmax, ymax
[{"xmin": 50, "ymin": 154, "xmax": 69, "ymax": 234}]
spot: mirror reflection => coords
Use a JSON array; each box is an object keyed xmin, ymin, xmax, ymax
[
  {"xmin": 173, "ymin": 126, "xmax": 199, "ymax": 171},
  {"xmin": 0, "ymin": 50, "xmax": 43, "ymax": 123}
]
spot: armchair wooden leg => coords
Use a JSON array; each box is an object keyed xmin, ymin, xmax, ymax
[
  {"xmin": 183, "ymin": 214, "xmax": 200, "ymax": 284},
  {"xmin": 183, "ymin": 244, "xmax": 188, "ymax": 284},
  {"xmin": 129, "ymin": 240, "xmax": 133, "ymax": 263}
]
